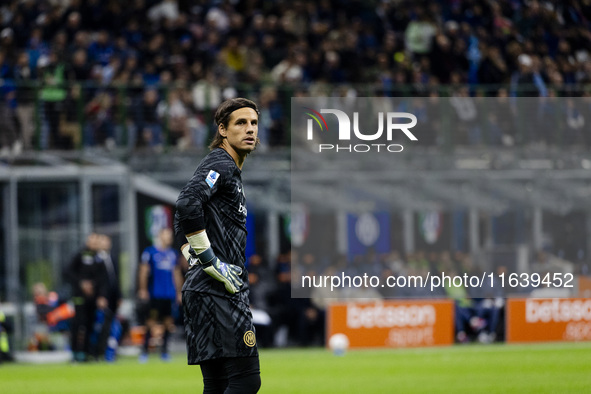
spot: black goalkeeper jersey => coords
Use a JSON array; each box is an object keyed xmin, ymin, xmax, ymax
[{"xmin": 175, "ymin": 148, "xmax": 249, "ymax": 296}]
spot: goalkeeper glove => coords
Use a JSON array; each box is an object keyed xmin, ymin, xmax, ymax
[
  {"xmin": 181, "ymin": 243, "xmax": 196, "ymax": 261},
  {"xmin": 185, "ymin": 232, "xmax": 243, "ymax": 294},
  {"xmin": 197, "ymin": 248, "xmax": 243, "ymax": 294}
]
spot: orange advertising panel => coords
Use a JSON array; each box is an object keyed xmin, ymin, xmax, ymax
[
  {"xmin": 507, "ymin": 298, "xmax": 591, "ymax": 343},
  {"xmin": 327, "ymin": 300, "xmax": 454, "ymax": 348}
]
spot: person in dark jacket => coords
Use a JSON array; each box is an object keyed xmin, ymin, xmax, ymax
[{"xmin": 64, "ymin": 233, "xmax": 109, "ymax": 362}]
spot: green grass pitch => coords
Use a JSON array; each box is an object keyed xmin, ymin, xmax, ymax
[{"xmin": 1, "ymin": 342, "xmax": 590, "ymax": 393}]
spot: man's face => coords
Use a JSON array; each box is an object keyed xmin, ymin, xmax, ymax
[{"xmin": 220, "ymin": 107, "xmax": 258, "ymax": 154}]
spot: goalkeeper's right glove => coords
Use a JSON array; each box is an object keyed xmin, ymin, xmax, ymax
[{"xmin": 191, "ymin": 247, "xmax": 243, "ymax": 295}]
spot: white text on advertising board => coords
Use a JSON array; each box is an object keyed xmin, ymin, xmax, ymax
[
  {"xmin": 526, "ymin": 299, "xmax": 591, "ymax": 323},
  {"xmin": 347, "ymin": 303, "xmax": 436, "ymax": 329}
]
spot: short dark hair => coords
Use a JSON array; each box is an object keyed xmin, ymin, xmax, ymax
[{"xmin": 209, "ymin": 98, "xmax": 260, "ymax": 150}]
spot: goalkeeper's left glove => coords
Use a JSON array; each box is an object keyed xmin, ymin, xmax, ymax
[
  {"xmin": 182, "ymin": 242, "xmax": 243, "ymax": 294},
  {"xmin": 194, "ymin": 248, "xmax": 243, "ymax": 294},
  {"xmin": 181, "ymin": 243, "xmax": 197, "ymax": 261}
]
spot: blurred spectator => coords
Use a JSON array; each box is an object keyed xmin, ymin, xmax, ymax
[
  {"xmin": 95, "ymin": 234, "xmax": 123, "ymax": 362},
  {"xmin": 478, "ymin": 45, "xmax": 509, "ymax": 85},
  {"xmin": 511, "ymin": 53, "xmax": 548, "ymax": 97},
  {"xmin": 148, "ymin": 0, "xmax": 180, "ymax": 23},
  {"xmin": 247, "ymin": 253, "xmax": 274, "ymax": 347},
  {"xmin": 156, "ymin": 88, "xmax": 191, "ymax": 149},
  {"xmin": 32, "ymin": 282, "xmax": 74, "ymax": 332},
  {"xmin": 67, "ymin": 49, "xmax": 91, "ymax": 81},
  {"xmin": 247, "ymin": 254, "xmax": 271, "ymax": 310},
  {"xmin": 84, "ymin": 91, "xmax": 115, "ymax": 148},
  {"xmin": 474, "ymin": 266, "xmax": 506, "ymax": 343},
  {"xmin": 257, "ymin": 86, "xmax": 283, "ymax": 148},
  {"xmin": 268, "ymin": 251, "xmax": 295, "ymax": 346},
  {"xmin": 404, "ymin": 9, "xmax": 437, "ymax": 59},
  {"xmin": 64, "ymin": 233, "xmax": 109, "ymax": 362},
  {"xmin": 87, "ymin": 30, "xmax": 113, "ymax": 67},
  {"xmin": 443, "ymin": 270, "xmax": 476, "ymax": 343},
  {"xmin": 39, "ymin": 51, "xmax": 71, "ymax": 149},
  {"xmin": 293, "ymin": 296, "xmax": 325, "ymax": 347},
  {"xmin": 0, "ymin": 80, "xmax": 19, "ymax": 158},
  {"xmin": 0, "ymin": 49, "xmax": 11, "ymax": 79},
  {"xmin": 133, "ymin": 88, "xmax": 163, "ymax": 149},
  {"xmin": 219, "ymin": 35, "xmax": 246, "ymax": 75},
  {"xmin": 67, "ymin": 31, "xmax": 91, "ymax": 62},
  {"xmin": 30, "ymin": 282, "xmax": 74, "ymax": 351},
  {"xmin": 100, "ymin": 55, "xmax": 121, "ymax": 86},
  {"xmin": 271, "ymin": 49, "xmax": 305, "ymax": 85},
  {"xmin": 191, "ymin": 70, "xmax": 222, "ymax": 112},
  {"xmin": 1, "ymin": 27, "xmax": 17, "ymax": 63},
  {"xmin": 63, "ymin": 11, "xmax": 82, "ymax": 45},
  {"xmin": 260, "ymin": 34, "xmax": 283, "ymax": 71}
]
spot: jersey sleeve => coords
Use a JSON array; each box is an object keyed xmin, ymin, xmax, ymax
[
  {"xmin": 175, "ymin": 163, "xmax": 226, "ymax": 235},
  {"xmin": 140, "ymin": 249, "xmax": 151, "ymax": 265}
]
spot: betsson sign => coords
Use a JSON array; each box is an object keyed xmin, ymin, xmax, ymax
[
  {"xmin": 507, "ymin": 298, "xmax": 591, "ymax": 343},
  {"xmin": 327, "ymin": 300, "xmax": 454, "ymax": 348}
]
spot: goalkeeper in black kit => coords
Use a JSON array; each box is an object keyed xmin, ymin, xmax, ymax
[{"xmin": 175, "ymin": 98, "xmax": 261, "ymax": 394}]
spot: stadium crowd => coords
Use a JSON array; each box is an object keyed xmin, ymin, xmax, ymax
[{"xmin": 1, "ymin": 0, "xmax": 591, "ymax": 153}]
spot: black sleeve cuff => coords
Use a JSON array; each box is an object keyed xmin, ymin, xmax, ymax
[{"xmin": 180, "ymin": 216, "xmax": 205, "ymax": 236}]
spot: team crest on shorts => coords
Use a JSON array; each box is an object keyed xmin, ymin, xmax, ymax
[{"xmin": 243, "ymin": 330, "xmax": 256, "ymax": 347}]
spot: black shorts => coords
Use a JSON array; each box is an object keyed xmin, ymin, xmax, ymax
[
  {"xmin": 149, "ymin": 298, "xmax": 174, "ymax": 321},
  {"xmin": 183, "ymin": 291, "xmax": 258, "ymax": 365},
  {"xmin": 200, "ymin": 356, "xmax": 261, "ymax": 393}
]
